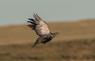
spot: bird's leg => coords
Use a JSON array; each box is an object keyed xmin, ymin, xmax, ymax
[
  {"xmin": 32, "ymin": 36, "xmax": 48, "ymax": 47},
  {"xmin": 32, "ymin": 38, "xmax": 39, "ymax": 47},
  {"xmin": 32, "ymin": 37, "xmax": 42, "ymax": 47}
]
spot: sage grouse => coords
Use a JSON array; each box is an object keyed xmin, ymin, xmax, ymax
[{"xmin": 27, "ymin": 14, "xmax": 58, "ymax": 47}]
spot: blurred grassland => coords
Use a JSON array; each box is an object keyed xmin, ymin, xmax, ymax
[{"xmin": 0, "ymin": 19, "xmax": 95, "ymax": 61}]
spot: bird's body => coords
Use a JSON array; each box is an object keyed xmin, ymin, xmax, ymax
[
  {"xmin": 27, "ymin": 14, "xmax": 58, "ymax": 47},
  {"xmin": 35, "ymin": 20, "xmax": 50, "ymax": 36}
]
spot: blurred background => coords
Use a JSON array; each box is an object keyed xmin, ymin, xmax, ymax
[{"xmin": 0, "ymin": 0, "xmax": 95, "ymax": 61}]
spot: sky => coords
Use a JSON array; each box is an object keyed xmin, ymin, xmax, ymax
[{"xmin": 0, "ymin": 0, "xmax": 95, "ymax": 25}]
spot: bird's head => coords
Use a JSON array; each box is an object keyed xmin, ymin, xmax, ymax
[{"xmin": 51, "ymin": 32, "xmax": 59, "ymax": 38}]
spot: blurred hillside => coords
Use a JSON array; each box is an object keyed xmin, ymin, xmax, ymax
[
  {"xmin": 0, "ymin": 19, "xmax": 95, "ymax": 45},
  {"xmin": 1, "ymin": 20, "xmax": 95, "ymax": 61}
]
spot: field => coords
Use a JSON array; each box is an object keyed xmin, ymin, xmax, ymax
[{"xmin": 0, "ymin": 20, "xmax": 95, "ymax": 61}]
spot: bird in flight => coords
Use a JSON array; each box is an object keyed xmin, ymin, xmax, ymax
[{"xmin": 27, "ymin": 14, "xmax": 58, "ymax": 47}]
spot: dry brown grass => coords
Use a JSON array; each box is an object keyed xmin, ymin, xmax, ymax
[{"xmin": 0, "ymin": 20, "xmax": 95, "ymax": 61}]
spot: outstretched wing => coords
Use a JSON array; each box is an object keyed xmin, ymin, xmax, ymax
[{"xmin": 27, "ymin": 13, "xmax": 50, "ymax": 36}]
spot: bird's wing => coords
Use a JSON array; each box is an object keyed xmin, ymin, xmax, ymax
[
  {"xmin": 27, "ymin": 13, "xmax": 50, "ymax": 34},
  {"xmin": 33, "ymin": 13, "xmax": 42, "ymax": 21},
  {"xmin": 33, "ymin": 13, "xmax": 48, "ymax": 25}
]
